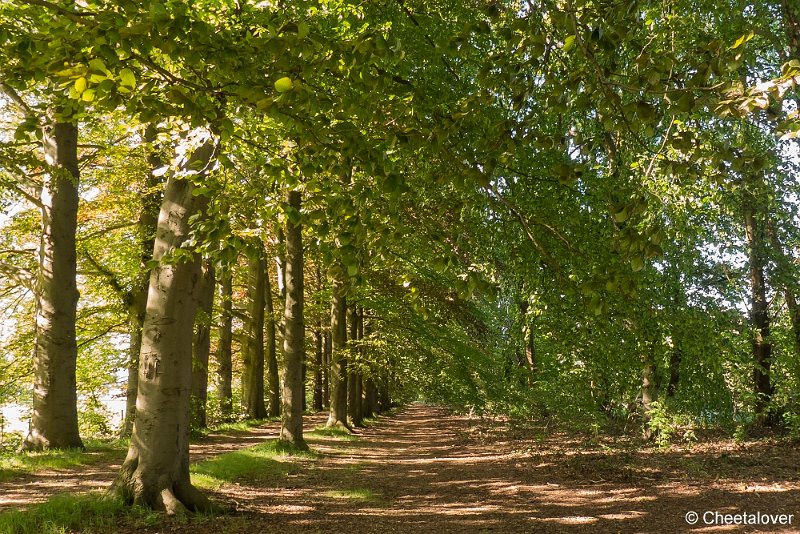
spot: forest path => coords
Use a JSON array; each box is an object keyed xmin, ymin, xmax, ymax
[
  {"xmin": 2, "ymin": 404, "xmax": 799, "ymax": 533},
  {"xmin": 175, "ymin": 404, "xmax": 800, "ymax": 533}
]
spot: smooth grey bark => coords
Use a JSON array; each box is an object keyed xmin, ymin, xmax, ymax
[
  {"xmin": 265, "ymin": 257, "xmax": 280, "ymax": 417},
  {"xmin": 242, "ymin": 242, "xmax": 268, "ymax": 420},
  {"xmin": 113, "ymin": 137, "xmax": 217, "ymax": 513},
  {"xmin": 216, "ymin": 268, "xmax": 234, "ymax": 420},
  {"xmin": 122, "ymin": 130, "xmax": 162, "ymax": 437},
  {"xmin": 312, "ymin": 266, "xmax": 324, "ymax": 411},
  {"xmin": 326, "ymin": 282, "xmax": 350, "ymax": 429},
  {"xmin": 274, "ymin": 227, "xmax": 287, "ymax": 347},
  {"xmin": 191, "ymin": 259, "xmax": 215, "ymax": 429},
  {"xmin": 280, "ymin": 190, "xmax": 307, "ymax": 448},
  {"xmin": 23, "ymin": 119, "xmax": 83, "ymax": 451},
  {"xmin": 313, "ymin": 325, "xmax": 324, "ymax": 411},
  {"xmin": 347, "ymin": 305, "xmax": 363, "ymax": 427},
  {"xmin": 323, "ymin": 331, "xmax": 331, "ymax": 409}
]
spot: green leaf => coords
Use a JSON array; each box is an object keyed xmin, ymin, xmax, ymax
[
  {"xmin": 119, "ymin": 68, "xmax": 136, "ymax": 89},
  {"xmin": 74, "ymin": 77, "xmax": 87, "ymax": 94},
  {"xmin": 563, "ymin": 35, "xmax": 576, "ymax": 52},
  {"xmin": 81, "ymin": 89, "xmax": 96, "ymax": 102},
  {"xmin": 677, "ymin": 93, "xmax": 695, "ymax": 113},
  {"xmin": 274, "ymin": 77, "xmax": 293, "ymax": 93},
  {"xmin": 88, "ymin": 58, "xmax": 107, "ymax": 73},
  {"xmin": 730, "ymin": 31, "xmax": 754, "ymax": 50},
  {"xmin": 630, "ymin": 257, "xmax": 645, "ymax": 272},
  {"xmin": 297, "ymin": 22, "xmax": 310, "ymax": 40}
]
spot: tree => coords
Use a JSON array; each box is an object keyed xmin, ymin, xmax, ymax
[
  {"xmin": 264, "ymin": 242, "xmax": 280, "ymax": 418},
  {"xmin": 327, "ymin": 281, "xmax": 350, "ymax": 429},
  {"xmin": 113, "ymin": 132, "xmax": 217, "ymax": 513},
  {"xmin": 191, "ymin": 259, "xmax": 215, "ymax": 429},
  {"xmin": 215, "ymin": 266, "xmax": 234, "ymax": 420},
  {"xmin": 24, "ymin": 113, "xmax": 83, "ymax": 451},
  {"xmin": 242, "ymin": 241, "xmax": 268, "ymax": 420},
  {"xmin": 347, "ymin": 305, "xmax": 363, "ymax": 427},
  {"xmin": 280, "ymin": 189, "xmax": 307, "ymax": 448}
]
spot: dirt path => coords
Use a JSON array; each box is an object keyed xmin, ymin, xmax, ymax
[
  {"xmin": 169, "ymin": 404, "xmax": 800, "ymax": 534},
  {"xmin": 3, "ymin": 405, "xmax": 799, "ymax": 533}
]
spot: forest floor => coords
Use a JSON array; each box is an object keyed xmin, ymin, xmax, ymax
[{"xmin": 1, "ymin": 404, "xmax": 799, "ymax": 533}]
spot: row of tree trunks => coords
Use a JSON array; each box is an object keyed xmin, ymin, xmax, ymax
[
  {"xmin": 347, "ymin": 306, "xmax": 363, "ymax": 427},
  {"xmin": 242, "ymin": 243, "xmax": 268, "ymax": 420},
  {"xmin": 191, "ymin": 260, "xmax": 215, "ymax": 429},
  {"xmin": 216, "ymin": 269, "xmax": 234, "ymax": 419},
  {"xmin": 265, "ymin": 250, "xmax": 281, "ymax": 418}
]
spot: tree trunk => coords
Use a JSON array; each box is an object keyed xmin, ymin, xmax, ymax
[
  {"xmin": 323, "ymin": 331, "xmax": 331, "ymax": 409},
  {"xmin": 242, "ymin": 242, "xmax": 268, "ymax": 420},
  {"xmin": 743, "ymin": 185, "xmax": 774, "ymax": 424},
  {"xmin": 23, "ymin": 119, "xmax": 83, "ymax": 451},
  {"xmin": 216, "ymin": 267, "xmax": 234, "ymax": 420},
  {"xmin": 347, "ymin": 305, "xmax": 363, "ymax": 427},
  {"xmin": 113, "ymin": 136, "xmax": 217, "ymax": 513},
  {"xmin": 122, "ymin": 311, "xmax": 144, "ymax": 438},
  {"xmin": 191, "ymin": 259, "xmax": 215, "ymax": 429},
  {"xmin": 313, "ymin": 326, "xmax": 323, "ymax": 411},
  {"xmin": 378, "ymin": 375, "xmax": 391, "ymax": 413},
  {"xmin": 122, "ymin": 127, "xmax": 162, "ymax": 438},
  {"xmin": 280, "ymin": 190, "xmax": 307, "ymax": 448},
  {"xmin": 666, "ymin": 344, "xmax": 681, "ymax": 399},
  {"xmin": 641, "ymin": 344, "xmax": 658, "ymax": 440},
  {"xmin": 362, "ymin": 319, "xmax": 378, "ymax": 418},
  {"xmin": 275, "ymin": 227, "xmax": 287, "ymax": 346},
  {"xmin": 265, "ymin": 253, "xmax": 280, "ymax": 417},
  {"xmin": 312, "ymin": 266, "xmax": 324, "ymax": 411},
  {"xmin": 326, "ymin": 282, "xmax": 350, "ymax": 428}
]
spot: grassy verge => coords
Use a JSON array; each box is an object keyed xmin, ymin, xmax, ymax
[
  {"xmin": 0, "ymin": 439, "xmax": 127, "ymax": 482},
  {"xmin": 189, "ymin": 417, "xmax": 279, "ymax": 441},
  {"xmin": 1, "ymin": 437, "xmax": 318, "ymax": 533},
  {"xmin": 308, "ymin": 426, "xmax": 360, "ymax": 441},
  {"xmin": 190, "ymin": 439, "xmax": 317, "ymax": 490},
  {"xmin": 0, "ymin": 493, "xmax": 161, "ymax": 534}
]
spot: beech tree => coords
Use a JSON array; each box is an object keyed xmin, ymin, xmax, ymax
[
  {"xmin": 113, "ymin": 132, "xmax": 218, "ymax": 513},
  {"xmin": 280, "ymin": 189, "xmax": 306, "ymax": 448}
]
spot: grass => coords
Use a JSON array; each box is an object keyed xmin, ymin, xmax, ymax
[
  {"xmin": 190, "ymin": 418, "xmax": 277, "ymax": 441},
  {"xmin": 322, "ymin": 488, "xmax": 381, "ymax": 503},
  {"xmin": 190, "ymin": 439, "xmax": 316, "ymax": 489},
  {"xmin": 0, "ymin": 437, "xmax": 318, "ymax": 533},
  {"xmin": 0, "ymin": 439, "xmax": 126, "ymax": 482},
  {"xmin": 0, "ymin": 493, "xmax": 160, "ymax": 534},
  {"xmin": 308, "ymin": 426, "xmax": 359, "ymax": 441}
]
